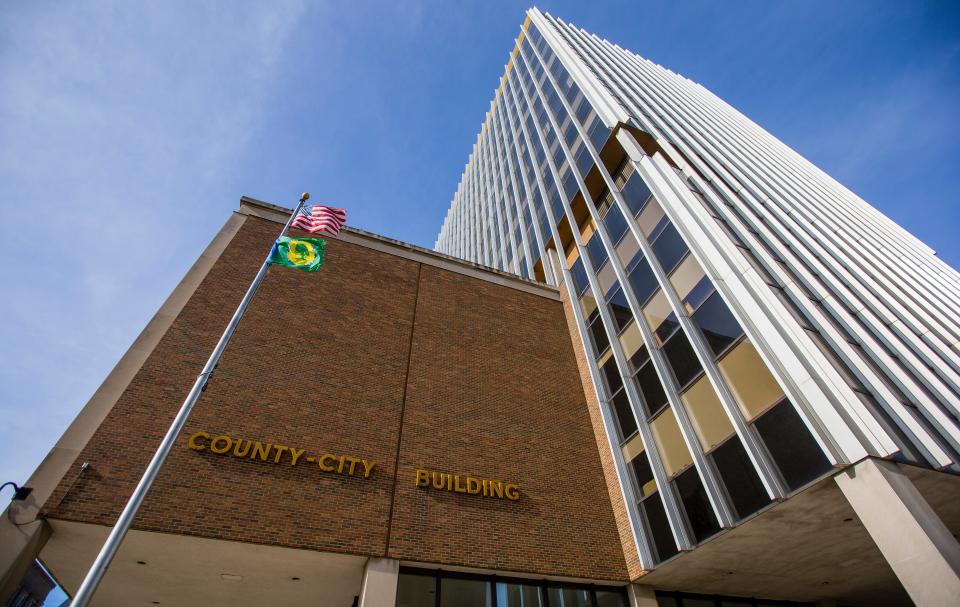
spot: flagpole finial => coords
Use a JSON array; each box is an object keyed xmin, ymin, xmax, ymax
[{"xmin": 300, "ymin": 192, "xmax": 310, "ymax": 202}]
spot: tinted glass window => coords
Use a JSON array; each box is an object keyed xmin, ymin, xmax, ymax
[
  {"xmin": 712, "ymin": 437, "xmax": 771, "ymax": 519},
  {"xmin": 603, "ymin": 204, "xmax": 629, "ymax": 244},
  {"xmin": 611, "ymin": 390, "xmax": 637, "ymax": 438},
  {"xmin": 674, "ymin": 467, "xmax": 721, "ymax": 543},
  {"xmin": 586, "ymin": 234, "xmax": 609, "ymax": 270},
  {"xmin": 627, "ymin": 260, "xmax": 658, "ymax": 305},
  {"xmin": 496, "ymin": 582, "xmax": 543, "ymax": 607},
  {"xmin": 590, "ymin": 315, "xmax": 610, "ymax": 356},
  {"xmin": 595, "ymin": 590, "xmax": 627, "ymax": 607},
  {"xmin": 547, "ymin": 588, "xmax": 591, "ymax": 607},
  {"xmin": 607, "ymin": 287, "xmax": 634, "ymax": 332},
  {"xmin": 662, "ymin": 331, "xmax": 703, "ymax": 389},
  {"xmin": 635, "ymin": 362, "xmax": 668, "ymax": 417},
  {"xmin": 397, "ymin": 573, "xmax": 436, "ymax": 607},
  {"xmin": 651, "ymin": 224, "xmax": 689, "ymax": 273},
  {"xmin": 754, "ymin": 400, "xmax": 832, "ymax": 490},
  {"xmin": 570, "ymin": 257, "xmax": 589, "ymax": 294},
  {"xmin": 691, "ymin": 292, "xmax": 744, "ymax": 357},
  {"xmin": 440, "ymin": 577, "xmax": 490, "ymax": 607},
  {"xmin": 642, "ymin": 495, "xmax": 679, "ymax": 563},
  {"xmin": 621, "ymin": 173, "xmax": 652, "ymax": 216}
]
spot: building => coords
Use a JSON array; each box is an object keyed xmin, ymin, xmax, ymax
[
  {"xmin": 1, "ymin": 7, "xmax": 958, "ymax": 607},
  {"xmin": 433, "ymin": 7, "xmax": 960, "ymax": 607}
]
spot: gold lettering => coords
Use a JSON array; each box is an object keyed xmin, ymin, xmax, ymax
[
  {"xmin": 210, "ymin": 435, "xmax": 233, "ymax": 454},
  {"xmin": 505, "ymin": 483, "xmax": 520, "ymax": 500},
  {"xmin": 337, "ymin": 455, "xmax": 346, "ymax": 474},
  {"xmin": 482, "ymin": 479, "xmax": 489, "ymax": 496},
  {"xmin": 288, "ymin": 447, "xmax": 305, "ymax": 466},
  {"xmin": 319, "ymin": 453, "xmax": 337, "ymax": 472},
  {"xmin": 490, "ymin": 480, "xmax": 504, "ymax": 499},
  {"xmin": 233, "ymin": 439, "xmax": 252, "ymax": 458},
  {"xmin": 272, "ymin": 445, "xmax": 289, "ymax": 464},
  {"xmin": 431, "ymin": 472, "xmax": 445, "ymax": 489},
  {"xmin": 446, "ymin": 474, "xmax": 453, "ymax": 491},
  {"xmin": 346, "ymin": 457, "xmax": 359, "ymax": 476},
  {"xmin": 466, "ymin": 477, "xmax": 481, "ymax": 494},
  {"xmin": 188, "ymin": 431, "xmax": 209, "ymax": 451},
  {"xmin": 251, "ymin": 442, "xmax": 272, "ymax": 461},
  {"xmin": 454, "ymin": 475, "xmax": 466, "ymax": 493},
  {"xmin": 361, "ymin": 459, "xmax": 376, "ymax": 478},
  {"xmin": 415, "ymin": 469, "xmax": 429, "ymax": 486}
]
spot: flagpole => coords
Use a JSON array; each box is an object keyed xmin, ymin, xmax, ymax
[{"xmin": 69, "ymin": 192, "xmax": 311, "ymax": 607}]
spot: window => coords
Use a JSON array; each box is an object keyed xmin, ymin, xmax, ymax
[
  {"xmin": 674, "ymin": 466, "xmax": 720, "ymax": 542},
  {"xmin": 569, "ymin": 257, "xmax": 589, "ymax": 295},
  {"xmin": 635, "ymin": 357, "xmax": 669, "ymax": 417},
  {"xmin": 711, "ymin": 437, "xmax": 771, "ymax": 519},
  {"xmin": 548, "ymin": 588, "xmax": 591, "ymax": 607},
  {"xmin": 754, "ymin": 399, "xmax": 832, "ymax": 490},
  {"xmin": 680, "ymin": 376, "xmax": 734, "ymax": 452},
  {"xmin": 651, "ymin": 224, "xmax": 690, "ymax": 274},
  {"xmin": 628, "ymin": 258, "xmax": 659, "ymax": 305},
  {"xmin": 717, "ymin": 340, "xmax": 783, "ymax": 421},
  {"xmin": 630, "ymin": 451, "xmax": 657, "ymax": 498},
  {"xmin": 669, "ymin": 254, "xmax": 707, "ymax": 303},
  {"xmin": 397, "ymin": 572, "xmax": 436, "ymax": 607},
  {"xmin": 607, "ymin": 286, "xmax": 634, "ymax": 332},
  {"xmin": 601, "ymin": 356, "xmax": 623, "ymax": 396},
  {"xmin": 603, "ymin": 204, "xmax": 629, "ymax": 244},
  {"xmin": 691, "ymin": 293, "xmax": 744, "ymax": 357},
  {"xmin": 441, "ymin": 577, "xmax": 491, "ymax": 607},
  {"xmin": 637, "ymin": 196, "xmax": 666, "ymax": 238},
  {"xmin": 615, "ymin": 232, "xmax": 640, "ymax": 267},
  {"xmin": 611, "ymin": 390, "xmax": 638, "ymax": 438},
  {"xmin": 496, "ymin": 582, "xmax": 543, "ymax": 606},
  {"xmin": 662, "ymin": 330, "xmax": 704, "ymax": 390},
  {"xmin": 621, "ymin": 172, "xmax": 652, "ymax": 216},
  {"xmin": 642, "ymin": 494, "xmax": 679, "ymax": 563},
  {"xmin": 651, "ymin": 407, "xmax": 693, "ymax": 477}
]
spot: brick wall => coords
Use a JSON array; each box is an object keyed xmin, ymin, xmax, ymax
[{"xmin": 43, "ymin": 214, "xmax": 628, "ymax": 581}]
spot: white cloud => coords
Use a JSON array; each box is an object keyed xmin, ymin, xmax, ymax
[{"xmin": 0, "ymin": 1, "xmax": 309, "ymax": 485}]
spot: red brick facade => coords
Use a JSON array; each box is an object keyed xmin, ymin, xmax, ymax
[{"xmin": 43, "ymin": 212, "xmax": 628, "ymax": 582}]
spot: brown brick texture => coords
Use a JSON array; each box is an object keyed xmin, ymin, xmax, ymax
[
  {"xmin": 559, "ymin": 288, "xmax": 647, "ymax": 580},
  {"xmin": 43, "ymin": 214, "xmax": 628, "ymax": 581}
]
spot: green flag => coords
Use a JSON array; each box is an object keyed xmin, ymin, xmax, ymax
[{"xmin": 268, "ymin": 236, "xmax": 325, "ymax": 272}]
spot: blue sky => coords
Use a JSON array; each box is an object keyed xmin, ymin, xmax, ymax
[{"xmin": 1, "ymin": 0, "xmax": 957, "ymax": 539}]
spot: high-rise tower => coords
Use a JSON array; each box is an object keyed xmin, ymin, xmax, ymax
[{"xmin": 436, "ymin": 8, "xmax": 960, "ymax": 602}]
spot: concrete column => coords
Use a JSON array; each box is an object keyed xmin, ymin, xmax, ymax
[
  {"xmin": 626, "ymin": 583, "xmax": 658, "ymax": 607},
  {"xmin": 835, "ymin": 458, "xmax": 960, "ymax": 606},
  {"xmin": 0, "ymin": 517, "xmax": 51, "ymax": 603},
  {"xmin": 357, "ymin": 557, "xmax": 399, "ymax": 607}
]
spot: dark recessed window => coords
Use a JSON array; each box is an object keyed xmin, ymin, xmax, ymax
[
  {"xmin": 662, "ymin": 331, "xmax": 703, "ymax": 390},
  {"xmin": 589, "ymin": 315, "xmax": 610, "ymax": 356},
  {"xmin": 674, "ymin": 467, "xmax": 721, "ymax": 543},
  {"xmin": 397, "ymin": 572, "xmax": 436, "ymax": 607},
  {"xmin": 630, "ymin": 452, "xmax": 656, "ymax": 498},
  {"xmin": 651, "ymin": 223, "xmax": 690, "ymax": 274},
  {"xmin": 628, "ymin": 259, "xmax": 659, "ymax": 306},
  {"xmin": 711, "ymin": 437, "xmax": 771, "ymax": 519},
  {"xmin": 621, "ymin": 173, "xmax": 652, "ymax": 217},
  {"xmin": 629, "ymin": 343, "xmax": 650, "ymax": 373},
  {"xmin": 440, "ymin": 576, "xmax": 490, "ymax": 607},
  {"xmin": 611, "ymin": 390, "xmax": 637, "ymax": 439},
  {"xmin": 642, "ymin": 495, "xmax": 679, "ymax": 563},
  {"xmin": 655, "ymin": 312, "xmax": 681, "ymax": 345},
  {"xmin": 691, "ymin": 292, "xmax": 745, "ymax": 357},
  {"xmin": 635, "ymin": 361, "xmax": 668, "ymax": 417},
  {"xmin": 754, "ymin": 399, "xmax": 832, "ymax": 490},
  {"xmin": 601, "ymin": 356, "xmax": 623, "ymax": 395}
]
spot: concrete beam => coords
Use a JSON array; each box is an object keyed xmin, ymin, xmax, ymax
[
  {"xmin": 626, "ymin": 584, "xmax": 658, "ymax": 607},
  {"xmin": 357, "ymin": 558, "xmax": 398, "ymax": 607},
  {"xmin": 835, "ymin": 458, "xmax": 960, "ymax": 606}
]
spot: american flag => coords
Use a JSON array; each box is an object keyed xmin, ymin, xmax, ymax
[{"xmin": 291, "ymin": 204, "xmax": 347, "ymax": 236}]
